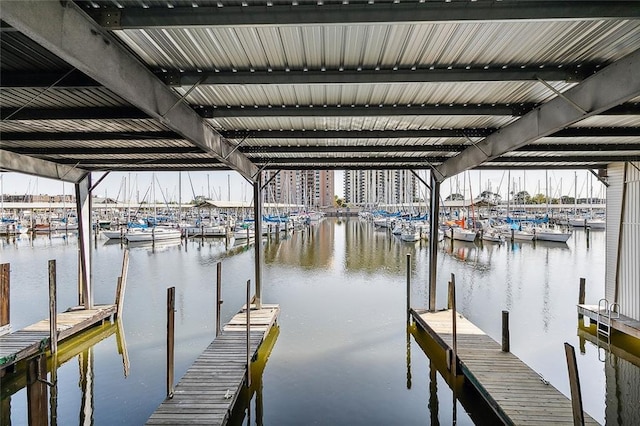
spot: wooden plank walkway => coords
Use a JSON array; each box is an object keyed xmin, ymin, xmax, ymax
[
  {"xmin": 0, "ymin": 304, "xmax": 116, "ymax": 370},
  {"xmin": 411, "ymin": 308, "xmax": 599, "ymax": 426},
  {"xmin": 147, "ymin": 304, "xmax": 280, "ymax": 426},
  {"xmin": 578, "ymin": 304, "xmax": 640, "ymax": 340}
]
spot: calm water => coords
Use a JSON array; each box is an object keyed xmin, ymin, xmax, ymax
[{"xmin": 1, "ymin": 218, "xmax": 636, "ymax": 425}]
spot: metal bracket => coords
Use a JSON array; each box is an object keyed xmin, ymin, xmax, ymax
[
  {"xmin": 93, "ymin": 10, "xmax": 121, "ymax": 29},
  {"xmin": 223, "ymin": 136, "xmax": 248, "ymax": 161},
  {"xmin": 589, "ymin": 169, "xmax": 609, "ymax": 188},
  {"xmin": 464, "ymin": 134, "xmax": 489, "ymax": 158},
  {"xmin": 537, "ymin": 77, "xmax": 588, "ymax": 115}
]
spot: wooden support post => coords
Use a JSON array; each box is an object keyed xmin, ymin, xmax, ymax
[
  {"xmin": 578, "ymin": 278, "xmax": 586, "ymax": 320},
  {"xmin": 27, "ymin": 355, "xmax": 48, "ymax": 426},
  {"xmin": 406, "ymin": 254, "xmax": 411, "ymax": 323},
  {"xmin": 585, "ymin": 227, "xmax": 590, "ymax": 248},
  {"xmin": 246, "ymin": 279, "xmax": 251, "ymax": 388},
  {"xmin": 447, "ymin": 280, "xmax": 453, "ymax": 310},
  {"xmin": 166, "ymin": 287, "xmax": 175, "ymax": 399},
  {"xmin": 114, "ymin": 249, "xmax": 129, "ymax": 320},
  {"xmin": 450, "ymin": 273, "xmax": 457, "ymax": 376},
  {"xmin": 564, "ymin": 343, "xmax": 585, "ymax": 426},
  {"xmin": 49, "ymin": 259, "xmax": 57, "ymax": 355},
  {"xmin": 0, "ymin": 263, "xmax": 9, "ymax": 336},
  {"xmin": 216, "ymin": 262, "xmax": 222, "ymax": 337},
  {"xmin": 502, "ymin": 310, "xmax": 510, "ymax": 352}
]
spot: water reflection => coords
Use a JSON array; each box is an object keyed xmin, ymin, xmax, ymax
[
  {"xmin": 409, "ymin": 324, "xmax": 501, "ymax": 425},
  {"xmin": 0, "ymin": 319, "xmax": 129, "ymax": 425},
  {"xmin": 228, "ymin": 325, "xmax": 280, "ymax": 426}
]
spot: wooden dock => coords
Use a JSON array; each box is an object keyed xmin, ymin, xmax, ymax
[
  {"xmin": 147, "ymin": 303, "xmax": 280, "ymax": 426},
  {"xmin": 411, "ymin": 308, "xmax": 599, "ymax": 425},
  {"xmin": 0, "ymin": 304, "xmax": 116, "ymax": 370},
  {"xmin": 578, "ymin": 304, "xmax": 640, "ymax": 340}
]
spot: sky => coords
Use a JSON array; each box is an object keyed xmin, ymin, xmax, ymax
[{"xmin": 0, "ymin": 169, "xmax": 606, "ymax": 203}]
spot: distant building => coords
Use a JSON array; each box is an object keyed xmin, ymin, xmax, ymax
[
  {"xmin": 262, "ymin": 170, "xmax": 334, "ymax": 209},
  {"xmin": 343, "ymin": 170, "xmax": 417, "ymax": 206}
]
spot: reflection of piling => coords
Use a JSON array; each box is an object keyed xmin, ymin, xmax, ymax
[{"xmin": 27, "ymin": 354, "xmax": 48, "ymax": 426}]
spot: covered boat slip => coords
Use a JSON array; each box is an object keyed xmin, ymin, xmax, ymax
[
  {"xmin": 410, "ymin": 308, "xmax": 599, "ymax": 426},
  {"xmin": 0, "ymin": 305, "xmax": 117, "ymax": 371},
  {"xmin": 147, "ymin": 304, "xmax": 280, "ymax": 425}
]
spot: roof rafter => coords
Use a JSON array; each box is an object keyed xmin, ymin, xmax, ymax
[
  {"xmin": 435, "ymin": 48, "xmax": 640, "ymax": 181},
  {"xmin": 1, "ymin": 0, "xmax": 258, "ymax": 181},
  {"xmin": 90, "ymin": 2, "xmax": 640, "ymax": 29}
]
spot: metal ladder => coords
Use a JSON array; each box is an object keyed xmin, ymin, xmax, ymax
[{"xmin": 596, "ymin": 298, "xmax": 620, "ymax": 362}]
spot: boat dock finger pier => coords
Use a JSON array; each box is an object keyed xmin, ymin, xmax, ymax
[
  {"xmin": 410, "ymin": 308, "xmax": 599, "ymax": 425},
  {"xmin": 146, "ymin": 303, "xmax": 280, "ymax": 425}
]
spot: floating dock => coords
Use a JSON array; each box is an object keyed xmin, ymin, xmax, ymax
[
  {"xmin": 578, "ymin": 304, "xmax": 640, "ymax": 340},
  {"xmin": 0, "ymin": 304, "xmax": 116, "ymax": 371},
  {"xmin": 147, "ymin": 303, "xmax": 280, "ymax": 426},
  {"xmin": 410, "ymin": 308, "xmax": 599, "ymax": 425}
]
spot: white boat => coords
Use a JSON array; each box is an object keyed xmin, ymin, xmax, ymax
[
  {"xmin": 400, "ymin": 225, "xmax": 421, "ymax": 242},
  {"xmin": 444, "ymin": 226, "xmax": 477, "ymax": 242},
  {"xmin": 497, "ymin": 225, "xmax": 535, "ymax": 241},
  {"xmin": 125, "ymin": 227, "xmax": 182, "ymax": 242},
  {"xmin": 233, "ymin": 227, "xmax": 255, "ymax": 240},
  {"xmin": 586, "ymin": 218, "xmax": 606, "ymax": 229},
  {"xmin": 531, "ymin": 226, "xmax": 572, "ymax": 243},
  {"xmin": 568, "ymin": 216, "xmax": 588, "ymax": 227},
  {"xmin": 481, "ymin": 228, "xmax": 504, "ymax": 243}
]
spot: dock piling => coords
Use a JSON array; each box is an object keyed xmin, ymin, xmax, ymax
[
  {"xmin": 166, "ymin": 287, "xmax": 175, "ymax": 399},
  {"xmin": 1, "ymin": 263, "xmax": 9, "ymax": 336},
  {"xmin": 502, "ymin": 310, "xmax": 510, "ymax": 352},
  {"xmin": 48, "ymin": 259, "xmax": 57, "ymax": 355},
  {"xmin": 578, "ymin": 278, "xmax": 586, "ymax": 319},
  {"xmin": 564, "ymin": 343, "xmax": 585, "ymax": 426},
  {"xmin": 216, "ymin": 262, "xmax": 223, "ymax": 337},
  {"xmin": 246, "ymin": 279, "xmax": 251, "ymax": 388},
  {"xmin": 406, "ymin": 254, "xmax": 411, "ymax": 323},
  {"xmin": 449, "ymin": 273, "xmax": 457, "ymax": 376}
]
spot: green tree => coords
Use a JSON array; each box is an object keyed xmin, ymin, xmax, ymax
[
  {"xmin": 445, "ymin": 193, "xmax": 464, "ymax": 201},
  {"xmin": 512, "ymin": 191, "xmax": 531, "ymax": 204}
]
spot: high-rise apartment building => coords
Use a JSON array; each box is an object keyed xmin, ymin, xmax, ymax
[
  {"xmin": 343, "ymin": 170, "xmax": 417, "ymax": 206},
  {"xmin": 263, "ymin": 170, "xmax": 334, "ymax": 208}
]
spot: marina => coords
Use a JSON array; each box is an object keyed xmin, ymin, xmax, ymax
[
  {"xmin": 1, "ymin": 219, "xmax": 636, "ymax": 424},
  {"xmin": 1, "ymin": 2, "xmax": 640, "ymax": 424}
]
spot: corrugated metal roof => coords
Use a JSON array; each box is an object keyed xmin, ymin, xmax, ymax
[
  {"xmin": 114, "ymin": 20, "xmax": 640, "ymax": 70},
  {"xmin": 1, "ymin": 1, "xmax": 639, "ymax": 175}
]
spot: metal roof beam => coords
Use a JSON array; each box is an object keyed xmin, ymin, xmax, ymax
[
  {"xmin": 0, "ymin": 149, "xmax": 88, "ymax": 183},
  {"xmin": 6, "ymin": 147, "xmax": 201, "ymax": 155},
  {"xmin": 92, "ymin": 2, "xmax": 640, "ymax": 29},
  {"xmin": 209, "ymin": 104, "xmax": 533, "ymax": 118},
  {"xmin": 249, "ymin": 155, "xmax": 639, "ymax": 164},
  {"xmin": 241, "ymin": 143, "xmax": 640, "ymax": 154},
  {"xmin": 222, "ymin": 128, "xmax": 640, "ymax": 139},
  {"xmin": 1, "ymin": 131, "xmax": 180, "ymax": 141},
  {"xmin": 1, "ymin": 0, "xmax": 258, "ymax": 181},
  {"xmin": 0, "ymin": 70, "xmax": 99, "ymax": 89},
  {"xmin": 0, "ymin": 107, "xmax": 149, "ymax": 120},
  {"xmin": 4, "ymin": 127, "xmax": 640, "ymax": 142},
  {"xmin": 434, "ymin": 48, "xmax": 640, "ymax": 182},
  {"xmin": 164, "ymin": 68, "xmax": 587, "ymax": 86}
]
